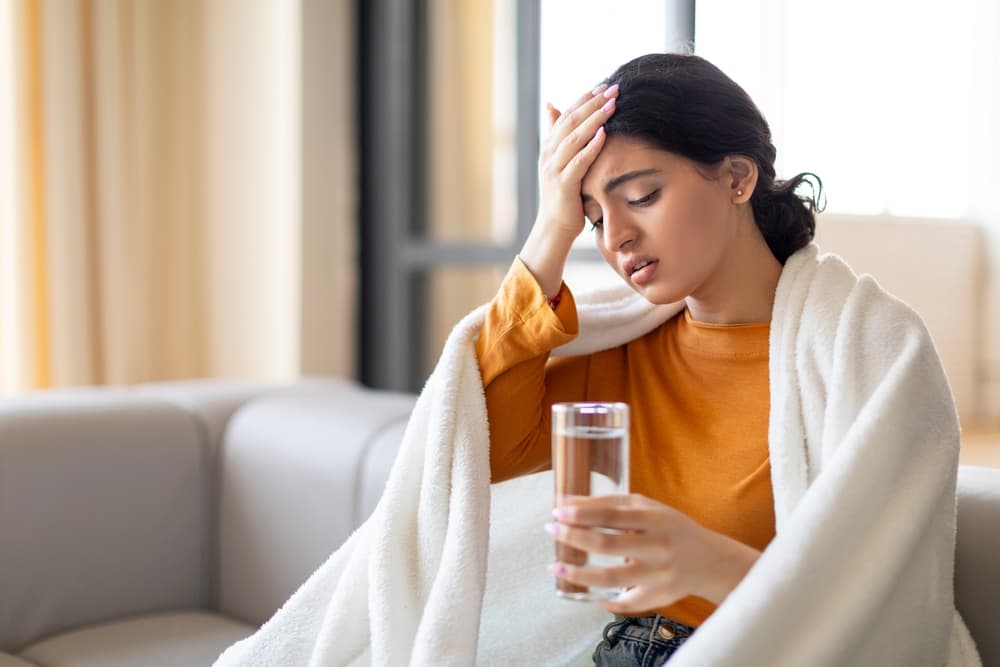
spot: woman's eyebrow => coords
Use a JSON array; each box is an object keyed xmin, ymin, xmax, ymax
[{"xmin": 581, "ymin": 169, "xmax": 661, "ymax": 202}]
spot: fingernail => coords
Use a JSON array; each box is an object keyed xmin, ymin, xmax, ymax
[
  {"xmin": 601, "ymin": 98, "xmax": 615, "ymax": 113},
  {"xmin": 544, "ymin": 523, "xmax": 559, "ymax": 537},
  {"xmin": 603, "ymin": 84, "xmax": 619, "ymax": 98},
  {"xmin": 548, "ymin": 563, "xmax": 566, "ymax": 575},
  {"xmin": 592, "ymin": 83, "xmax": 608, "ymax": 96},
  {"xmin": 552, "ymin": 507, "xmax": 568, "ymax": 520}
]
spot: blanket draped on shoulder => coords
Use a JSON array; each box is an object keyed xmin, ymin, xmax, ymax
[{"xmin": 215, "ymin": 244, "xmax": 979, "ymax": 666}]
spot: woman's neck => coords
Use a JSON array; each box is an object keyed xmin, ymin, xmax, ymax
[{"xmin": 684, "ymin": 225, "xmax": 783, "ymax": 325}]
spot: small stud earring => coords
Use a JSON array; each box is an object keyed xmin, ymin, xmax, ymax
[{"xmin": 736, "ymin": 189, "xmax": 744, "ymax": 197}]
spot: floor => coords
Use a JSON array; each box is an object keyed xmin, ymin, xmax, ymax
[{"xmin": 960, "ymin": 427, "xmax": 1000, "ymax": 468}]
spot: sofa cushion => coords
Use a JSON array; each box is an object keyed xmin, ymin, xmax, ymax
[
  {"xmin": 217, "ymin": 383, "xmax": 415, "ymax": 625},
  {"xmin": 0, "ymin": 654, "xmax": 37, "ymax": 667},
  {"xmin": 955, "ymin": 465, "xmax": 1000, "ymax": 666},
  {"xmin": 0, "ymin": 391, "xmax": 211, "ymax": 652},
  {"xmin": 17, "ymin": 611, "xmax": 254, "ymax": 667}
]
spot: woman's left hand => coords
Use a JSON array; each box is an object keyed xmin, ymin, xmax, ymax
[{"xmin": 546, "ymin": 494, "xmax": 761, "ymax": 615}]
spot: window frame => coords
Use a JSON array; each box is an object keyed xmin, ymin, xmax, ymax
[{"xmin": 358, "ymin": 0, "xmax": 694, "ymax": 392}]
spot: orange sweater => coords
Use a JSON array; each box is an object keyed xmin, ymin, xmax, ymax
[{"xmin": 476, "ymin": 259, "xmax": 776, "ymax": 628}]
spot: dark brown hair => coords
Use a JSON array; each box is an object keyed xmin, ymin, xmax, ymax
[{"xmin": 603, "ymin": 53, "xmax": 824, "ymax": 264}]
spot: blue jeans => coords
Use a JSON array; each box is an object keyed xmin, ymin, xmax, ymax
[{"xmin": 592, "ymin": 615, "xmax": 695, "ymax": 666}]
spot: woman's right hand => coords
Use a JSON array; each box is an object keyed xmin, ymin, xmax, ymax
[{"xmin": 519, "ymin": 84, "xmax": 619, "ymax": 297}]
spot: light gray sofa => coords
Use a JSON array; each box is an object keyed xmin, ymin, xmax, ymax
[{"xmin": 0, "ymin": 379, "xmax": 997, "ymax": 666}]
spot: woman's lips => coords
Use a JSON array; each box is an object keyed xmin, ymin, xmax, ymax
[{"xmin": 630, "ymin": 259, "xmax": 658, "ymax": 286}]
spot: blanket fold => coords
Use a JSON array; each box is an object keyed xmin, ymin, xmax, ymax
[{"xmin": 215, "ymin": 244, "xmax": 979, "ymax": 666}]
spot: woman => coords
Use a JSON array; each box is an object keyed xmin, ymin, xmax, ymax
[
  {"xmin": 476, "ymin": 53, "xmax": 971, "ymax": 665},
  {"xmin": 216, "ymin": 53, "xmax": 973, "ymax": 667}
]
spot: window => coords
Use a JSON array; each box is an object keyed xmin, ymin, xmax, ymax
[
  {"xmin": 360, "ymin": 0, "xmax": 692, "ymax": 391},
  {"xmin": 696, "ymin": 0, "xmax": 999, "ymax": 220}
]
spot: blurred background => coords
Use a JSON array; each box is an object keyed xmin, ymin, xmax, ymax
[{"xmin": 1, "ymin": 0, "xmax": 998, "ymax": 439}]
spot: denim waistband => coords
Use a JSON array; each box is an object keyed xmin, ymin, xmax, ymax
[{"xmin": 607, "ymin": 614, "xmax": 695, "ymax": 646}]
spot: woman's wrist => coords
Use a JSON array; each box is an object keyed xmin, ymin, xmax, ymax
[
  {"xmin": 518, "ymin": 224, "xmax": 578, "ymax": 298},
  {"xmin": 702, "ymin": 533, "xmax": 761, "ymax": 605}
]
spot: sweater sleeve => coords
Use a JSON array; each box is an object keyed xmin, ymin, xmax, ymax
[{"xmin": 476, "ymin": 258, "xmax": 591, "ymax": 483}]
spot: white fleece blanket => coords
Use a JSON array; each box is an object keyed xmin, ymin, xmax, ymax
[{"xmin": 215, "ymin": 244, "xmax": 979, "ymax": 666}]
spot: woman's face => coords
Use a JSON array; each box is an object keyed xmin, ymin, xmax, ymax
[{"xmin": 580, "ymin": 136, "xmax": 737, "ymax": 305}]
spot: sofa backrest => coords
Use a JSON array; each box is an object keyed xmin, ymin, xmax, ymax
[
  {"xmin": 214, "ymin": 381, "xmax": 415, "ymax": 626},
  {"xmin": 0, "ymin": 390, "xmax": 212, "ymax": 653}
]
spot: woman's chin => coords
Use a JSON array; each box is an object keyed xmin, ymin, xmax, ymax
[{"xmin": 630, "ymin": 281, "xmax": 687, "ymax": 306}]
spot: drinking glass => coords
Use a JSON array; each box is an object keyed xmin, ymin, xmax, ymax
[{"xmin": 551, "ymin": 402, "xmax": 629, "ymax": 601}]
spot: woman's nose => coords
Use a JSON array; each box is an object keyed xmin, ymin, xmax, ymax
[{"xmin": 601, "ymin": 214, "xmax": 636, "ymax": 253}]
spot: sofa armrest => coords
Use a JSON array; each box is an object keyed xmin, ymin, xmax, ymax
[
  {"xmin": 0, "ymin": 380, "xmax": 284, "ymax": 653},
  {"xmin": 955, "ymin": 465, "xmax": 1000, "ymax": 666},
  {"xmin": 216, "ymin": 382, "xmax": 415, "ymax": 625},
  {"xmin": 0, "ymin": 389, "xmax": 214, "ymax": 652}
]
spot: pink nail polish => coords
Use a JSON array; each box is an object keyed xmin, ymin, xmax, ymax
[
  {"xmin": 601, "ymin": 98, "xmax": 615, "ymax": 113},
  {"xmin": 544, "ymin": 523, "xmax": 558, "ymax": 536},
  {"xmin": 604, "ymin": 84, "xmax": 619, "ymax": 98},
  {"xmin": 592, "ymin": 83, "xmax": 608, "ymax": 96},
  {"xmin": 548, "ymin": 563, "xmax": 566, "ymax": 575},
  {"xmin": 552, "ymin": 507, "xmax": 568, "ymax": 520}
]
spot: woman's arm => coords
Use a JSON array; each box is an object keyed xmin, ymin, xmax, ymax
[
  {"xmin": 477, "ymin": 259, "xmax": 589, "ymax": 482},
  {"xmin": 480, "ymin": 83, "xmax": 619, "ymax": 482}
]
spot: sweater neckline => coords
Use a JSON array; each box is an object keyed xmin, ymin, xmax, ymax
[{"xmin": 674, "ymin": 308, "xmax": 770, "ymax": 358}]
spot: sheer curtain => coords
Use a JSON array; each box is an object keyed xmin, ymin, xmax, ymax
[
  {"xmin": 697, "ymin": 0, "xmax": 1000, "ymax": 421},
  {"xmin": 421, "ymin": 0, "xmax": 513, "ymax": 376},
  {"xmin": 0, "ymin": 0, "xmax": 355, "ymax": 395}
]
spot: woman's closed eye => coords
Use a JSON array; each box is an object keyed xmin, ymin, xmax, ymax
[
  {"xmin": 587, "ymin": 189, "xmax": 661, "ymax": 231},
  {"xmin": 628, "ymin": 189, "xmax": 661, "ymax": 206}
]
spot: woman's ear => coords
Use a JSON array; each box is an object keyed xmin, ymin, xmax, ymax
[{"xmin": 725, "ymin": 155, "xmax": 758, "ymax": 204}]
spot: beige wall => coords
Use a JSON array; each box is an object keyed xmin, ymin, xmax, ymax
[{"xmin": 814, "ymin": 214, "xmax": 990, "ymax": 425}]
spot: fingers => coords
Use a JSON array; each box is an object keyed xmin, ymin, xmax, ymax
[
  {"xmin": 542, "ymin": 83, "xmax": 617, "ymax": 155},
  {"xmin": 560, "ymin": 83, "xmax": 610, "ymax": 124},
  {"xmin": 601, "ymin": 586, "xmax": 673, "ymax": 616},
  {"xmin": 548, "ymin": 89, "xmax": 617, "ymax": 175},
  {"xmin": 562, "ymin": 125, "xmax": 608, "ymax": 184},
  {"xmin": 545, "ymin": 102, "xmax": 561, "ymax": 130},
  {"xmin": 555, "ymin": 83, "xmax": 618, "ymax": 135},
  {"xmin": 554, "ymin": 494, "xmax": 672, "ymax": 531},
  {"xmin": 549, "ymin": 561, "xmax": 681, "ymax": 615},
  {"xmin": 546, "ymin": 522, "xmax": 659, "ymax": 558},
  {"xmin": 549, "ymin": 559, "xmax": 638, "ymax": 591}
]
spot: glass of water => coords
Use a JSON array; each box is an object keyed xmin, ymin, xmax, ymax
[{"xmin": 551, "ymin": 402, "xmax": 629, "ymax": 601}]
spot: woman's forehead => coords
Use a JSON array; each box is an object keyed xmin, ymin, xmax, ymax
[{"xmin": 583, "ymin": 138, "xmax": 688, "ymax": 191}]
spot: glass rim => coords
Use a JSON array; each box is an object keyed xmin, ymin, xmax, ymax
[{"xmin": 551, "ymin": 402, "xmax": 629, "ymax": 414}]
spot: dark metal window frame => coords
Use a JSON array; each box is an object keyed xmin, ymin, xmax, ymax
[{"xmin": 359, "ymin": 0, "xmax": 694, "ymax": 392}]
